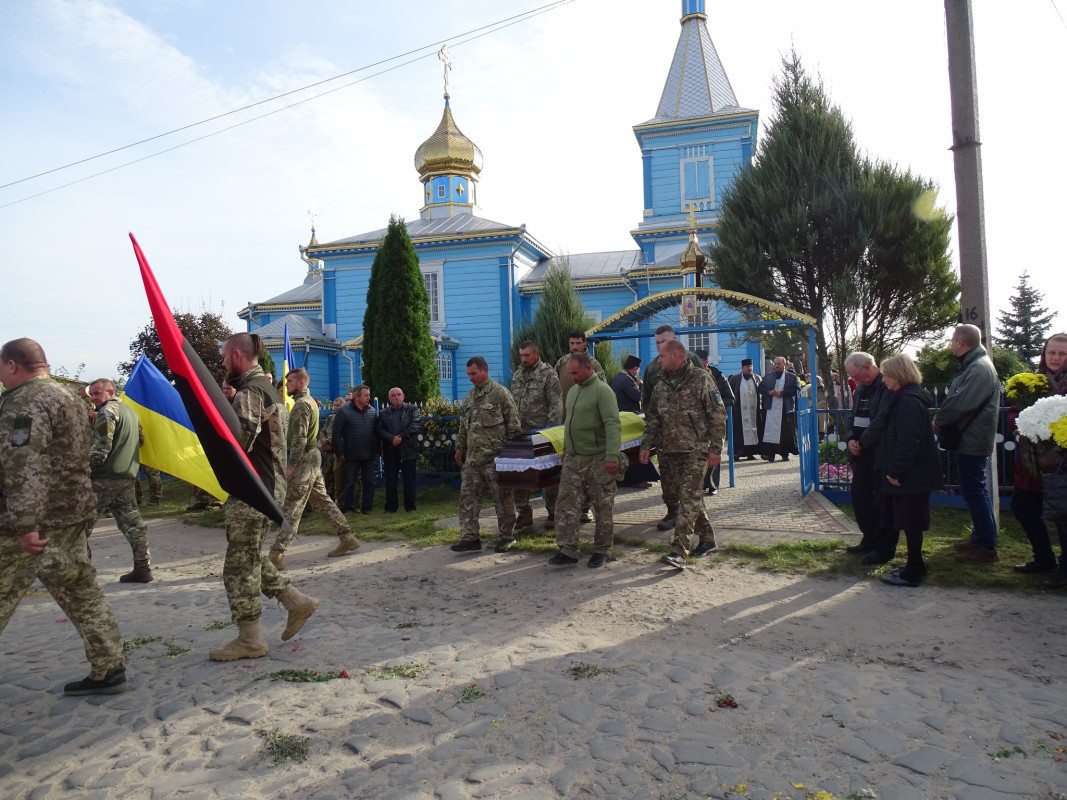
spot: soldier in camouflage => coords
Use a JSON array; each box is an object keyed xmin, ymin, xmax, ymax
[
  {"xmin": 0, "ymin": 338, "xmax": 127, "ymax": 696},
  {"xmin": 134, "ymin": 465, "xmax": 163, "ymax": 506},
  {"xmin": 641, "ymin": 324, "xmax": 706, "ymax": 530},
  {"xmin": 210, "ymin": 333, "xmax": 319, "ymax": 662},
  {"xmin": 509, "ymin": 341, "xmax": 563, "ymax": 530},
  {"xmin": 451, "ymin": 356, "xmax": 521, "ymax": 554},
  {"xmin": 547, "ymin": 353, "xmax": 621, "ymax": 568},
  {"xmin": 554, "ymin": 329, "xmax": 606, "ymax": 421},
  {"xmin": 640, "ymin": 339, "xmax": 727, "ymax": 567},
  {"xmin": 320, "ymin": 396, "xmax": 344, "ymax": 500},
  {"xmin": 269, "ymin": 370, "xmax": 359, "ymax": 569},
  {"xmin": 87, "ymin": 379, "xmax": 153, "ymax": 583}
]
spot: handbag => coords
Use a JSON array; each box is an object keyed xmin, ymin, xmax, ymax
[{"xmin": 1041, "ymin": 471, "xmax": 1067, "ymax": 522}]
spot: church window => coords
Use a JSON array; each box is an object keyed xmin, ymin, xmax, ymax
[
  {"xmin": 437, "ymin": 183, "xmax": 447, "ymax": 199},
  {"xmin": 686, "ymin": 301, "xmax": 717, "ymax": 357},
  {"xmin": 422, "ymin": 265, "xmax": 443, "ymax": 324},
  {"xmin": 679, "ymin": 146, "xmax": 714, "ymax": 212},
  {"xmin": 436, "ymin": 351, "xmax": 452, "ymax": 381}
]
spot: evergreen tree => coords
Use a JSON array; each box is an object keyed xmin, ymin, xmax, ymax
[
  {"xmin": 120, "ymin": 310, "xmax": 233, "ymax": 383},
  {"xmin": 361, "ymin": 216, "xmax": 439, "ymax": 403},
  {"xmin": 916, "ymin": 339, "xmax": 1026, "ymax": 390},
  {"xmin": 510, "ymin": 256, "xmax": 594, "ymax": 370},
  {"xmin": 995, "ymin": 271, "xmax": 1054, "ymax": 365},
  {"xmin": 710, "ymin": 52, "xmax": 958, "ymax": 394}
]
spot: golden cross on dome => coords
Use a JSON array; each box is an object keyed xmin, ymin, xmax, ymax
[{"xmin": 685, "ymin": 203, "xmax": 698, "ymax": 229}]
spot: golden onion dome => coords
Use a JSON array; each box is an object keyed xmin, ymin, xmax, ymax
[{"xmin": 414, "ymin": 97, "xmax": 483, "ymax": 183}]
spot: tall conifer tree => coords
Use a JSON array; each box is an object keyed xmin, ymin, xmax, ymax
[
  {"xmin": 361, "ymin": 216, "xmax": 439, "ymax": 403},
  {"xmin": 995, "ymin": 272, "xmax": 1054, "ymax": 365},
  {"xmin": 510, "ymin": 257, "xmax": 593, "ymax": 369}
]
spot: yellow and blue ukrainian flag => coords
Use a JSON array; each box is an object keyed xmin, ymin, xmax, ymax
[
  {"xmin": 122, "ymin": 355, "xmax": 227, "ymax": 501},
  {"xmin": 281, "ymin": 322, "xmax": 295, "ymax": 412}
]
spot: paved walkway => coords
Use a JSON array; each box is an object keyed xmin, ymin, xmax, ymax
[{"xmin": 439, "ymin": 456, "xmax": 860, "ymax": 547}]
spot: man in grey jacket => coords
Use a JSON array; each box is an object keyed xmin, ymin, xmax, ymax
[{"xmin": 933, "ymin": 324, "xmax": 1001, "ymax": 563}]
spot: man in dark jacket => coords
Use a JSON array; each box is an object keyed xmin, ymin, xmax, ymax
[
  {"xmin": 333, "ymin": 385, "xmax": 379, "ymax": 514},
  {"xmin": 610, "ymin": 355, "xmax": 642, "ymax": 413},
  {"xmin": 378, "ymin": 387, "xmax": 421, "ymax": 513},
  {"xmin": 933, "ymin": 324, "xmax": 1001, "ymax": 563},
  {"xmin": 844, "ymin": 351, "xmax": 897, "ymax": 564}
]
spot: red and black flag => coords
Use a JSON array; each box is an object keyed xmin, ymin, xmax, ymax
[{"xmin": 129, "ymin": 233, "xmax": 288, "ymax": 528}]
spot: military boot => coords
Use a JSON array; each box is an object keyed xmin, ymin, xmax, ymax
[
  {"xmin": 268, "ymin": 550, "xmax": 285, "ymax": 570},
  {"xmin": 208, "ymin": 619, "xmax": 268, "ymax": 661},
  {"xmin": 278, "ymin": 586, "xmax": 319, "ymax": 641},
  {"xmin": 119, "ymin": 560, "xmax": 154, "ymax": 583},
  {"xmin": 514, "ymin": 508, "xmax": 534, "ymax": 530},
  {"xmin": 327, "ymin": 534, "xmax": 361, "ymax": 558}
]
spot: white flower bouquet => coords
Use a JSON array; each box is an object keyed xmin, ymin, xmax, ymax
[{"xmin": 1015, "ymin": 395, "xmax": 1067, "ymax": 446}]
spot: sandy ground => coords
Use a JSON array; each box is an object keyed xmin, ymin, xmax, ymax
[{"xmin": 2, "ymin": 517, "xmax": 1067, "ymax": 800}]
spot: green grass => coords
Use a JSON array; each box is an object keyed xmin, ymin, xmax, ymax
[
  {"xmin": 258, "ymin": 729, "xmax": 310, "ymax": 764},
  {"xmin": 146, "ymin": 477, "xmax": 1054, "ymax": 592}
]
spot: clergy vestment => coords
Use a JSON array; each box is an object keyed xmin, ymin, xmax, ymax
[{"xmin": 728, "ymin": 371, "xmax": 762, "ymax": 458}]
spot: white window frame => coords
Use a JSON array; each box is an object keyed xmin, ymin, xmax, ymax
[
  {"xmin": 686, "ymin": 301, "xmax": 720, "ymax": 362},
  {"xmin": 679, "ymin": 145, "xmax": 714, "ymax": 213},
  {"xmin": 420, "ymin": 260, "xmax": 445, "ymax": 326},
  {"xmin": 436, "ymin": 183, "xmax": 447, "ymax": 200},
  {"xmin": 436, "ymin": 351, "xmax": 452, "ymax": 381}
]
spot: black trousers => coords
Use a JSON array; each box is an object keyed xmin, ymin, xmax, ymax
[
  {"xmin": 342, "ymin": 458, "xmax": 376, "ymax": 513},
  {"xmin": 383, "ymin": 457, "xmax": 417, "ymax": 512},
  {"xmin": 851, "ymin": 459, "xmax": 899, "ymax": 555}
]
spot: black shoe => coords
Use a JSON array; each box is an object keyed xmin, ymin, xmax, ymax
[
  {"xmin": 746, "ymin": 456, "xmax": 756, "ymax": 461},
  {"xmin": 781, "ymin": 456, "xmax": 790, "ymax": 462},
  {"xmin": 64, "ymin": 667, "xmax": 128, "ymax": 696},
  {"xmin": 579, "ymin": 513, "xmax": 593, "ymax": 524},
  {"xmin": 881, "ymin": 572, "xmax": 920, "ymax": 587},
  {"xmin": 1014, "ymin": 561, "xmax": 1057, "ymax": 574},
  {"xmin": 587, "ymin": 553, "xmax": 608, "ymax": 569},
  {"xmin": 845, "ymin": 544, "xmax": 873, "ymax": 555},
  {"xmin": 494, "ymin": 538, "xmax": 516, "ymax": 553},
  {"xmin": 660, "ymin": 553, "xmax": 687, "ymax": 568},
  {"xmin": 450, "ymin": 539, "xmax": 482, "ymax": 553},
  {"xmin": 656, "ymin": 515, "xmax": 676, "ymax": 531},
  {"xmin": 860, "ymin": 551, "xmax": 892, "ymax": 566},
  {"xmin": 691, "ymin": 540, "xmax": 718, "ymax": 558},
  {"xmin": 548, "ymin": 551, "xmax": 578, "ymax": 566},
  {"xmin": 1043, "ymin": 572, "xmax": 1067, "ymax": 590}
]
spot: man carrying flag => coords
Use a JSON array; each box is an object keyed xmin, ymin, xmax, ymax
[{"xmin": 210, "ymin": 333, "xmax": 319, "ymax": 662}]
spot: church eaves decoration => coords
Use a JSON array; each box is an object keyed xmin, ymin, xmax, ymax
[{"xmin": 585, "ymin": 287, "xmax": 816, "ymax": 338}]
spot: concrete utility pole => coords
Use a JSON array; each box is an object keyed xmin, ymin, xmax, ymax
[
  {"xmin": 945, "ymin": 0, "xmax": 992, "ymax": 347},
  {"xmin": 945, "ymin": 0, "xmax": 999, "ymax": 523}
]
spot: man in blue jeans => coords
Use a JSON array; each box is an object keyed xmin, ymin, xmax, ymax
[{"xmin": 933, "ymin": 324, "xmax": 1001, "ymax": 563}]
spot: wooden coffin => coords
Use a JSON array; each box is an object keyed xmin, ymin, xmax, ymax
[{"xmin": 495, "ymin": 431, "xmax": 561, "ymax": 490}]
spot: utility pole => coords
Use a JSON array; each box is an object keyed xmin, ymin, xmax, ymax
[{"xmin": 945, "ymin": 0, "xmax": 999, "ymax": 523}]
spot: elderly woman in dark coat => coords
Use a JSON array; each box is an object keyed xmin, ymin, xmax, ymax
[{"xmin": 877, "ymin": 354, "xmax": 944, "ymax": 587}]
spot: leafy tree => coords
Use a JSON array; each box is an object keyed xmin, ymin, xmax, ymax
[
  {"xmin": 259, "ymin": 351, "xmax": 276, "ymax": 382},
  {"xmin": 995, "ymin": 271, "xmax": 1054, "ymax": 365},
  {"xmin": 120, "ymin": 310, "xmax": 233, "ymax": 383},
  {"xmin": 510, "ymin": 256, "xmax": 595, "ymax": 370},
  {"xmin": 915, "ymin": 339, "xmax": 1025, "ymax": 390},
  {"xmin": 710, "ymin": 52, "xmax": 958, "ymax": 398},
  {"xmin": 361, "ymin": 216, "xmax": 439, "ymax": 403}
]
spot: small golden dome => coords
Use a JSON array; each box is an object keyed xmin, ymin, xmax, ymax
[{"xmin": 414, "ymin": 98, "xmax": 483, "ymax": 183}]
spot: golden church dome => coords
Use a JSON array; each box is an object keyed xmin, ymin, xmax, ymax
[{"xmin": 414, "ymin": 97, "xmax": 483, "ymax": 183}]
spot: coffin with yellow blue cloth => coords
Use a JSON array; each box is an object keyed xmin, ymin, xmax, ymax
[{"xmin": 494, "ymin": 412, "xmax": 653, "ymax": 490}]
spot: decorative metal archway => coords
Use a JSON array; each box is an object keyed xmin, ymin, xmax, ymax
[{"xmin": 585, "ymin": 287, "xmax": 821, "ymax": 497}]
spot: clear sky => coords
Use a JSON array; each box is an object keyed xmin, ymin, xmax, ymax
[{"xmin": 1, "ymin": 0, "xmax": 1064, "ymax": 380}]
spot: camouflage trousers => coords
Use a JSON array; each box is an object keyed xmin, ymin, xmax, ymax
[
  {"xmin": 658, "ymin": 452, "xmax": 715, "ymax": 557},
  {"xmin": 91, "ymin": 478, "xmax": 151, "ymax": 563},
  {"xmin": 554, "ymin": 453, "xmax": 617, "ymax": 558},
  {"xmin": 273, "ymin": 449, "xmax": 351, "ymax": 553},
  {"xmin": 458, "ymin": 460, "xmax": 515, "ymax": 541},
  {"xmin": 134, "ymin": 467, "xmax": 163, "ymax": 504},
  {"xmin": 0, "ymin": 520, "xmax": 124, "ymax": 680},
  {"xmin": 322, "ymin": 451, "xmax": 336, "ymax": 499},
  {"xmin": 514, "ymin": 485, "xmax": 558, "ymax": 517},
  {"xmin": 224, "ymin": 498, "xmax": 290, "ymax": 622}
]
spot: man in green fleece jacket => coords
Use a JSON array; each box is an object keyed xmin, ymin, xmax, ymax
[{"xmin": 548, "ymin": 353, "xmax": 621, "ymax": 569}]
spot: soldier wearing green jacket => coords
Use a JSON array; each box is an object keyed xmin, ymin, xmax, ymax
[
  {"xmin": 640, "ymin": 340, "xmax": 727, "ymax": 567},
  {"xmin": 451, "ymin": 356, "xmax": 521, "ymax": 554},
  {"xmin": 0, "ymin": 338, "xmax": 127, "ymax": 696},
  {"xmin": 547, "ymin": 353, "xmax": 621, "ymax": 568}
]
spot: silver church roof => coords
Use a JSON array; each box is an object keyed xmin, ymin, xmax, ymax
[{"xmin": 323, "ymin": 214, "xmax": 514, "ymax": 247}]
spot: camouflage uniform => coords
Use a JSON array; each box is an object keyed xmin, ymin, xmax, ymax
[
  {"xmin": 0, "ymin": 377, "xmax": 124, "ymax": 680},
  {"xmin": 225, "ymin": 365, "xmax": 290, "ymax": 622},
  {"xmin": 641, "ymin": 360, "xmax": 727, "ymax": 557},
  {"xmin": 89, "ymin": 398, "xmax": 150, "ymax": 567},
  {"xmin": 509, "ymin": 358, "xmax": 563, "ymax": 520},
  {"xmin": 554, "ymin": 374, "xmax": 621, "ymax": 558},
  {"xmin": 320, "ymin": 412, "xmax": 337, "ymax": 500},
  {"xmin": 134, "ymin": 466, "xmax": 162, "ymax": 505},
  {"xmin": 456, "ymin": 378, "xmax": 520, "ymax": 542},
  {"xmin": 272, "ymin": 389, "xmax": 352, "ymax": 553}
]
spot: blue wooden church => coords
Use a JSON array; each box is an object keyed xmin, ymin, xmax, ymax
[{"xmin": 240, "ymin": 0, "xmax": 765, "ymax": 401}]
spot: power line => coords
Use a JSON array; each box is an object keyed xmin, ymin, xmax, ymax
[
  {"xmin": 1051, "ymin": 0, "xmax": 1067, "ymax": 30},
  {"xmin": 0, "ymin": 0, "xmax": 574, "ymax": 193}
]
